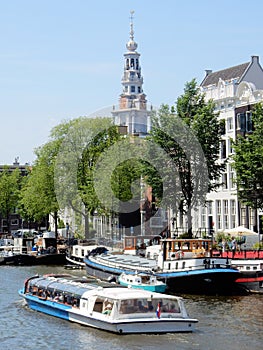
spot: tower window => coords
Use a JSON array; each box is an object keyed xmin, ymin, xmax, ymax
[
  {"xmin": 131, "ymin": 86, "xmax": 135, "ymax": 93},
  {"xmin": 138, "ymin": 87, "xmax": 141, "ymax": 93},
  {"xmin": 131, "ymin": 58, "xmax": 134, "ymax": 67}
]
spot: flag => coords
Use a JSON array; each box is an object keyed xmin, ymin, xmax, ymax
[{"xmin": 156, "ymin": 302, "xmax": 161, "ymax": 319}]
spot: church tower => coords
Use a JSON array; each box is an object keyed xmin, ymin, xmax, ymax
[{"xmin": 112, "ymin": 11, "xmax": 151, "ymax": 135}]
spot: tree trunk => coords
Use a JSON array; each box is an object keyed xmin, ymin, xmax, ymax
[
  {"xmin": 187, "ymin": 208, "xmax": 193, "ymax": 238},
  {"xmin": 54, "ymin": 211, "xmax": 58, "ymax": 239},
  {"xmin": 84, "ymin": 210, "xmax": 90, "ymax": 239}
]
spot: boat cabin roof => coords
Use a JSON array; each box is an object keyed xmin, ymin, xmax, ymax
[
  {"xmin": 82, "ymin": 286, "xmax": 180, "ymax": 302},
  {"xmin": 28, "ymin": 275, "xmax": 100, "ymax": 297}
]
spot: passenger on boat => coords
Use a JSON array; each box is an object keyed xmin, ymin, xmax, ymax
[
  {"xmin": 231, "ymin": 237, "xmax": 237, "ymax": 258},
  {"xmin": 147, "ymin": 301, "xmax": 154, "ymax": 311},
  {"xmin": 103, "ymin": 303, "xmax": 113, "ymax": 315},
  {"xmin": 168, "ymin": 303, "xmax": 180, "ymax": 313},
  {"xmin": 38, "ymin": 289, "xmax": 46, "ymax": 299},
  {"xmin": 138, "ymin": 301, "xmax": 148, "ymax": 312}
]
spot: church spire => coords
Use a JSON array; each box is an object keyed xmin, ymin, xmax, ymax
[
  {"xmin": 126, "ymin": 10, "xmax": 138, "ymax": 52},
  {"xmin": 112, "ymin": 11, "xmax": 151, "ymax": 136}
]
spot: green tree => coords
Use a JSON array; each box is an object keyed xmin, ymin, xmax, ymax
[
  {"xmin": 232, "ymin": 103, "xmax": 263, "ymax": 212},
  {"xmin": 54, "ymin": 117, "xmax": 123, "ymax": 238},
  {"xmin": 19, "ymin": 139, "xmax": 61, "ymax": 235},
  {"xmin": 0, "ymin": 168, "xmax": 21, "ymax": 233},
  {"xmin": 149, "ymin": 79, "xmax": 225, "ymax": 236}
]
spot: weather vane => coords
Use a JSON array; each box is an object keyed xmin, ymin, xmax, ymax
[{"xmin": 129, "ymin": 10, "xmax": 135, "ymax": 40}]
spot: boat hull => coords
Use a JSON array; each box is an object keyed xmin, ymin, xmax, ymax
[
  {"xmin": 235, "ymin": 272, "xmax": 263, "ymax": 293},
  {"xmin": 161, "ymin": 270, "xmax": 243, "ymax": 295},
  {"xmin": 69, "ymin": 311, "xmax": 197, "ymax": 334},
  {"xmin": 2, "ymin": 253, "xmax": 66, "ymax": 265}
]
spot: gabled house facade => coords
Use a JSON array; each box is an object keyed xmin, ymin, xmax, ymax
[{"xmin": 197, "ymin": 55, "xmax": 263, "ymax": 235}]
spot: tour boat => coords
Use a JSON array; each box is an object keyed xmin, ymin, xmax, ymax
[
  {"xmin": 118, "ymin": 272, "xmax": 167, "ymax": 293},
  {"xmin": 84, "ymin": 238, "xmax": 242, "ymax": 295},
  {"xmin": 18, "ymin": 274, "xmax": 198, "ymax": 334}
]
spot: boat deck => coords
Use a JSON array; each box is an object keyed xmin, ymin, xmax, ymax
[{"xmin": 95, "ymin": 253, "xmax": 158, "ymax": 271}]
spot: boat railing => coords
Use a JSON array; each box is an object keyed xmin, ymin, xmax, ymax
[{"xmin": 162, "ymin": 257, "xmax": 232, "ymax": 271}]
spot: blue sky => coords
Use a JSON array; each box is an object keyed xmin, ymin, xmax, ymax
[{"xmin": 1, "ymin": 0, "xmax": 263, "ymax": 164}]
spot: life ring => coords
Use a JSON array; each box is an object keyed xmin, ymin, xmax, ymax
[{"xmin": 175, "ymin": 250, "xmax": 184, "ymax": 259}]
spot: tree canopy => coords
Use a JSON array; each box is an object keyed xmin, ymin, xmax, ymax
[
  {"xmin": 148, "ymin": 79, "xmax": 225, "ymax": 235},
  {"xmin": 232, "ymin": 102, "xmax": 263, "ymax": 210}
]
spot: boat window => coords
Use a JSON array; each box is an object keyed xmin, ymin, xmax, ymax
[
  {"xmin": 93, "ymin": 302, "xmax": 103, "ymax": 312},
  {"xmin": 119, "ymin": 298, "xmax": 180, "ymax": 314},
  {"xmin": 93, "ymin": 298, "xmax": 104, "ymax": 313},
  {"xmin": 157, "ymin": 299, "xmax": 180, "ymax": 313},
  {"xmin": 93, "ymin": 297, "xmax": 114, "ymax": 314}
]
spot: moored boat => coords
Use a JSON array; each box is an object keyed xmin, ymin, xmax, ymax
[
  {"xmin": 66, "ymin": 240, "xmax": 122, "ymax": 268},
  {"xmin": 84, "ymin": 238, "xmax": 242, "ymax": 295},
  {"xmin": 229, "ymin": 258, "xmax": 263, "ymax": 293},
  {"xmin": 66, "ymin": 241, "xmax": 108, "ymax": 268},
  {"xmin": 18, "ymin": 274, "xmax": 198, "ymax": 334},
  {"xmin": 118, "ymin": 272, "xmax": 167, "ymax": 293},
  {"xmin": 216, "ymin": 251, "xmax": 263, "ymax": 293}
]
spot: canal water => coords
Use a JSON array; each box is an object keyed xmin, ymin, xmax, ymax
[{"xmin": 0, "ymin": 265, "xmax": 262, "ymax": 350}]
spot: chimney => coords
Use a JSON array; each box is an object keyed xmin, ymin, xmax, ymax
[
  {"xmin": 13, "ymin": 157, "xmax": 19, "ymax": 166},
  {"xmin": 251, "ymin": 55, "xmax": 259, "ymax": 64}
]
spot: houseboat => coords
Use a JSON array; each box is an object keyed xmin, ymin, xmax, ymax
[
  {"xmin": 231, "ymin": 259, "xmax": 263, "ymax": 293},
  {"xmin": 217, "ymin": 251, "xmax": 263, "ymax": 293},
  {"xmin": 18, "ymin": 274, "xmax": 198, "ymax": 334},
  {"xmin": 84, "ymin": 238, "xmax": 242, "ymax": 295}
]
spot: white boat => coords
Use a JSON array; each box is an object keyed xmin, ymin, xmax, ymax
[
  {"xmin": 18, "ymin": 274, "xmax": 198, "ymax": 334},
  {"xmin": 66, "ymin": 242, "xmax": 102, "ymax": 267},
  {"xmin": 66, "ymin": 241, "xmax": 121, "ymax": 268},
  {"xmin": 118, "ymin": 272, "xmax": 167, "ymax": 293}
]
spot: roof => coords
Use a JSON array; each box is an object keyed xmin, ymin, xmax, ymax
[
  {"xmin": 83, "ymin": 286, "xmax": 179, "ymax": 300},
  {"xmin": 201, "ymin": 62, "xmax": 250, "ymax": 87}
]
